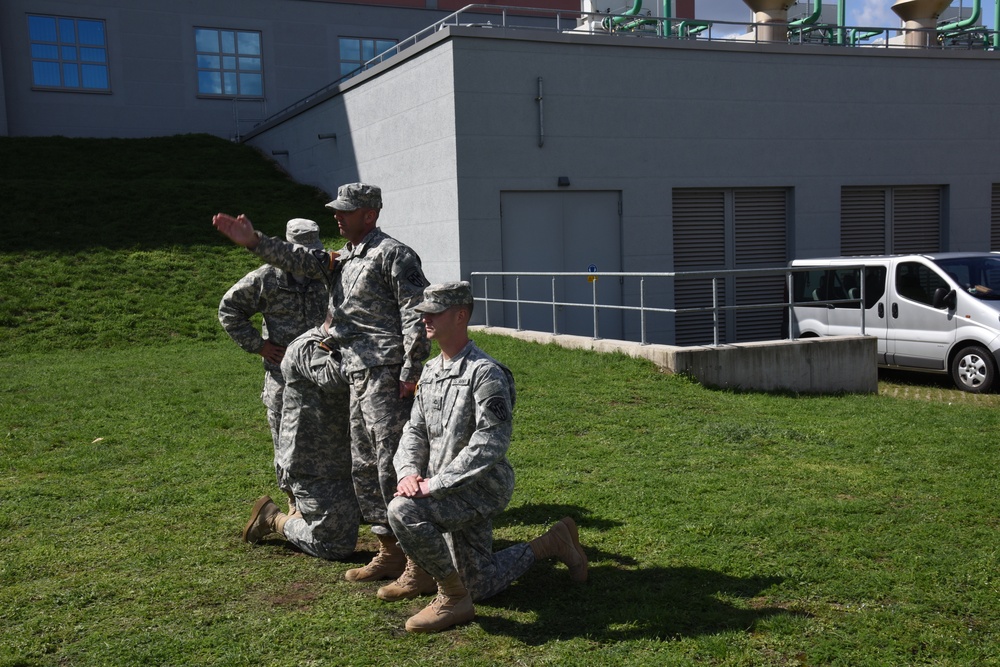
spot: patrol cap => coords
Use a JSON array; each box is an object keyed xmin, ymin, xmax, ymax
[
  {"xmin": 285, "ymin": 218, "xmax": 323, "ymax": 249},
  {"xmin": 325, "ymin": 183, "xmax": 382, "ymax": 211},
  {"xmin": 415, "ymin": 281, "xmax": 474, "ymax": 314}
]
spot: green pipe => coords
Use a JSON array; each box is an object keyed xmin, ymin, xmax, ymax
[
  {"xmin": 837, "ymin": 0, "xmax": 846, "ymax": 45},
  {"xmin": 661, "ymin": 0, "xmax": 672, "ymax": 37},
  {"xmin": 677, "ymin": 19, "xmax": 710, "ymax": 37},
  {"xmin": 602, "ymin": 0, "xmax": 643, "ymax": 30},
  {"xmin": 995, "ymin": 0, "xmax": 999, "ymax": 48},
  {"xmin": 938, "ymin": 0, "xmax": 981, "ymax": 32},
  {"xmin": 789, "ymin": 0, "xmax": 822, "ymax": 27}
]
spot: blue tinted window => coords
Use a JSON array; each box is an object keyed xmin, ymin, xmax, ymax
[
  {"xmin": 31, "ymin": 44, "xmax": 58, "ymax": 59},
  {"xmin": 195, "ymin": 29, "xmax": 218, "ymax": 52},
  {"xmin": 195, "ymin": 27, "xmax": 263, "ymax": 97},
  {"xmin": 62, "ymin": 63, "xmax": 80, "ymax": 87},
  {"xmin": 28, "ymin": 14, "xmax": 109, "ymax": 91},
  {"xmin": 28, "ymin": 16, "xmax": 58, "ymax": 42},
  {"xmin": 80, "ymin": 47, "xmax": 105, "ymax": 63},
  {"xmin": 78, "ymin": 21, "xmax": 105, "ymax": 46},
  {"xmin": 339, "ymin": 36, "xmax": 398, "ymax": 76},
  {"xmin": 239, "ymin": 73, "xmax": 262, "ymax": 96},
  {"xmin": 32, "ymin": 61, "xmax": 60, "ymax": 86}
]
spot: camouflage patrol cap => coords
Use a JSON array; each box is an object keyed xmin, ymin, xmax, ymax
[
  {"xmin": 415, "ymin": 281, "xmax": 474, "ymax": 314},
  {"xmin": 285, "ymin": 218, "xmax": 323, "ymax": 249},
  {"xmin": 325, "ymin": 183, "xmax": 383, "ymax": 211}
]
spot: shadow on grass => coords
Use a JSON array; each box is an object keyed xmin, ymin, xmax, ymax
[{"xmin": 478, "ymin": 564, "xmax": 801, "ymax": 644}]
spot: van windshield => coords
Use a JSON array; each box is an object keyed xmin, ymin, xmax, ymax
[{"xmin": 931, "ymin": 256, "xmax": 1000, "ymax": 300}]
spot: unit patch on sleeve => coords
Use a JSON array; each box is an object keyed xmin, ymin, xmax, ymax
[{"xmin": 485, "ymin": 396, "xmax": 510, "ymax": 422}]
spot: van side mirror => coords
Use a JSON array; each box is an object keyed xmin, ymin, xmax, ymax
[{"xmin": 933, "ymin": 287, "xmax": 956, "ymax": 310}]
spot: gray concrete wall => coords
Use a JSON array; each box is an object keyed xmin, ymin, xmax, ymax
[
  {"xmin": 243, "ymin": 26, "xmax": 1000, "ymax": 292},
  {"xmin": 0, "ymin": 0, "xmax": 448, "ymax": 138},
  {"xmin": 473, "ymin": 326, "xmax": 879, "ymax": 394},
  {"xmin": 246, "ymin": 37, "xmax": 462, "ymax": 283}
]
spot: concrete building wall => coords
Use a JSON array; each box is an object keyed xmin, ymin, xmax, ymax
[
  {"xmin": 247, "ymin": 27, "xmax": 1000, "ymax": 279},
  {"xmin": 0, "ymin": 0, "xmax": 452, "ymax": 138},
  {"xmin": 246, "ymin": 36, "xmax": 462, "ymax": 282}
]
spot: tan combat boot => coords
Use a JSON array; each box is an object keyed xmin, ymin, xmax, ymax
[
  {"xmin": 404, "ymin": 571, "xmax": 475, "ymax": 633},
  {"xmin": 286, "ymin": 492, "xmax": 298, "ymax": 517},
  {"xmin": 377, "ymin": 558, "xmax": 438, "ymax": 601},
  {"xmin": 344, "ymin": 533, "xmax": 406, "ymax": 582},
  {"xmin": 528, "ymin": 517, "xmax": 589, "ymax": 582},
  {"xmin": 242, "ymin": 496, "xmax": 290, "ymax": 543}
]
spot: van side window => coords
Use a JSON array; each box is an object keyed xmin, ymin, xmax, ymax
[
  {"xmin": 793, "ymin": 267, "xmax": 886, "ymax": 308},
  {"xmin": 863, "ymin": 267, "xmax": 887, "ymax": 306},
  {"xmin": 792, "ymin": 270, "xmax": 826, "ymax": 303},
  {"xmin": 895, "ymin": 262, "xmax": 947, "ymax": 306}
]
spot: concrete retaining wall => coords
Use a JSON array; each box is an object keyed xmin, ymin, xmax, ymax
[{"xmin": 471, "ymin": 326, "xmax": 877, "ymax": 394}]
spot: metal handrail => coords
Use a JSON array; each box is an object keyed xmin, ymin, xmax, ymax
[{"xmin": 470, "ymin": 265, "xmax": 867, "ymax": 346}]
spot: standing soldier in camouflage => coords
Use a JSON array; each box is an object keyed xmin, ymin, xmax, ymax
[
  {"xmin": 213, "ymin": 183, "xmax": 430, "ymax": 581},
  {"xmin": 240, "ymin": 325, "xmax": 359, "ymax": 561},
  {"xmin": 384, "ymin": 282, "xmax": 588, "ymax": 634},
  {"xmin": 218, "ymin": 218, "xmax": 329, "ymax": 512}
]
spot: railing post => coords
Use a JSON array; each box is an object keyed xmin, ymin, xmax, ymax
[
  {"xmin": 551, "ymin": 277, "xmax": 558, "ymax": 335},
  {"xmin": 592, "ymin": 274, "xmax": 599, "ymax": 339},
  {"xmin": 859, "ymin": 268, "xmax": 866, "ymax": 335},
  {"xmin": 712, "ymin": 276, "xmax": 720, "ymax": 346},
  {"xmin": 786, "ymin": 271, "xmax": 794, "ymax": 340},
  {"xmin": 516, "ymin": 276, "xmax": 522, "ymax": 331},
  {"xmin": 640, "ymin": 277, "xmax": 647, "ymax": 345},
  {"xmin": 483, "ymin": 275, "xmax": 491, "ymax": 327}
]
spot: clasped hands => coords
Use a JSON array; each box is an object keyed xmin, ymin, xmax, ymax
[{"xmin": 395, "ymin": 474, "xmax": 431, "ymax": 498}]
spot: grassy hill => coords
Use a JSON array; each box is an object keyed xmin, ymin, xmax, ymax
[{"xmin": 0, "ymin": 134, "xmax": 338, "ymax": 353}]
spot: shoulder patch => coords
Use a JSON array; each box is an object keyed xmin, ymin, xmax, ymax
[
  {"xmin": 485, "ymin": 395, "xmax": 510, "ymax": 422},
  {"xmin": 405, "ymin": 266, "xmax": 428, "ymax": 288}
]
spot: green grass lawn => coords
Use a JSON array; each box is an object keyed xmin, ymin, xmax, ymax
[{"xmin": 1, "ymin": 136, "xmax": 998, "ymax": 666}]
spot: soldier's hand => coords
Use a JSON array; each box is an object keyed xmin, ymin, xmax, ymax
[
  {"xmin": 260, "ymin": 340, "xmax": 286, "ymax": 364},
  {"xmin": 213, "ymin": 212, "xmax": 260, "ymax": 249},
  {"xmin": 395, "ymin": 474, "xmax": 427, "ymax": 498},
  {"xmin": 399, "ymin": 380, "xmax": 417, "ymax": 398}
]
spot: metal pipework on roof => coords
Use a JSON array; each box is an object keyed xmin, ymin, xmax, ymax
[{"xmin": 937, "ymin": 0, "xmax": 981, "ymax": 32}]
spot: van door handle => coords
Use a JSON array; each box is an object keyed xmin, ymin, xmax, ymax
[
  {"xmin": 892, "ymin": 303, "xmax": 898, "ymax": 318},
  {"xmin": 878, "ymin": 303, "xmax": 884, "ymax": 318}
]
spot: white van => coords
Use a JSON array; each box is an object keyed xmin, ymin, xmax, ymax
[{"xmin": 789, "ymin": 252, "xmax": 1000, "ymax": 393}]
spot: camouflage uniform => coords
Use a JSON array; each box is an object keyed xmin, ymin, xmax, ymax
[
  {"xmin": 218, "ymin": 219, "xmax": 328, "ymax": 448},
  {"xmin": 388, "ymin": 339, "xmax": 535, "ymax": 601},
  {"xmin": 251, "ymin": 218, "xmax": 429, "ymax": 535},
  {"xmin": 276, "ymin": 327, "xmax": 359, "ymax": 560}
]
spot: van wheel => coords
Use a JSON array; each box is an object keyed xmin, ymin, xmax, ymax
[{"xmin": 950, "ymin": 344, "xmax": 996, "ymax": 393}]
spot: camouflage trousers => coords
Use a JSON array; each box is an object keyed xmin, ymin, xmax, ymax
[
  {"xmin": 278, "ymin": 475, "xmax": 359, "ymax": 560},
  {"xmin": 265, "ymin": 407, "xmax": 281, "ymax": 451},
  {"xmin": 348, "ymin": 364, "xmax": 413, "ymax": 534},
  {"xmin": 262, "ymin": 370, "xmax": 285, "ymax": 449},
  {"xmin": 275, "ymin": 328, "xmax": 360, "ymax": 560},
  {"xmin": 386, "ymin": 486, "xmax": 534, "ymax": 602}
]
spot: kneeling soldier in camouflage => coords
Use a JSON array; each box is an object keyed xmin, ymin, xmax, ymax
[
  {"xmin": 384, "ymin": 282, "xmax": 588, "ymax": 633},
  {"xmin": 242, "ymin": 324, "xmax": 359, "ymax": 560}
]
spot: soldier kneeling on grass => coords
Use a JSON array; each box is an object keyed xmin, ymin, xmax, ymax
[
  {"xmin": 375, "ymin": 281, "xmax": 588, "ymax": 633},
  {"xmin": 241, "ymin": 319, "xmax": 359, "ymax": 561}
]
